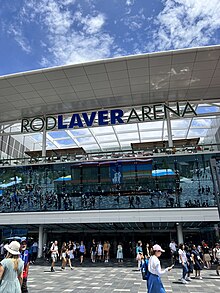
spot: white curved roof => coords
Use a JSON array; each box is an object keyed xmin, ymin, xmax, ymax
[
  {"xmin": 0, "ymin": 46, "xmax": 220, "ymax": 154},
  {"xmin": 0, "ymin": 45, "xmax": 220, "ymax": 124}
]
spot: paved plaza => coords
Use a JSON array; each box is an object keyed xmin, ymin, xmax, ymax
[{"xmin": 27, "ymin": 260, "xmax": 220, "ymax": 293}]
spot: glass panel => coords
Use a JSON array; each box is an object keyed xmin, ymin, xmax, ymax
[
  {"xmin": 91, "ymin": 126, "xmax": 114, "ymax": 135},
  {"xmin": 140, "ymin": 131, "xmax": 162, "ymax": 139},
  {"xmin": 114, "ymin": 123, "xmax": 138, "ymax": 133},
  {"xmin": 48, "ymin": 131, "xmax": 69, "ymax": 139},
  {"xmin": 96, "ymin": 134, "xmax": 116, "ymax": 143},
  {"xmin": 57, "ymin": 139, "xmax": 75, "ymax": 146},
  {"xmin": 139, "ymin": 121, "xmax": 163, "ymax": 130},
  {"xmin": 191, "ymin": 118, "xmax": 212, "ymax": 128}
]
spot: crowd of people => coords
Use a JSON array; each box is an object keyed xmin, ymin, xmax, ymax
[
  {"xmin": 1, "ymin": 237, "xmax": 220, "ymax": 292},
  {"xmin": 45, "ymin": 239, "xmax": 123, "ymax": 272},
  {"xmin": 137, "ymin": 239, "xmax": 220, "ymax": 292},
  {"xmin": 0, "ymin": 180, "xmax": 215, "ymax": 213}
]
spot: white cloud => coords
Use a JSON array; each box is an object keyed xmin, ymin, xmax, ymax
[
  {"xmin": 126, "ymin": 0, "xmax": 135, "ymax": 6},
  {"xmin": 148, "ymin": 0, "xmax": 220, "ymax": 51},
  {"xmin": 84, "ymin": 14, "xmax": 105, "ymax": 34},
  {"xmin": 121, "ymin": 9, "xmax": 146, "ymax": 31},
  {"xmin": 7, "ymin": 25, "xmax": 31, "ymax": 53},
  {"xmin": 74, "ymin": 11, "xmax": 105, "ymax": 34},
  {"xmin": 17, "ymin": 0, "xmax": 115, "ymax": 66}
]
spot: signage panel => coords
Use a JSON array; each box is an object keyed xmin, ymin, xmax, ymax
[{"xmin": 21, "ymin": 102, "xmax": 197, "ymax": 133}]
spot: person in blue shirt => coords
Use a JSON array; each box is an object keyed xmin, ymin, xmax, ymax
[
  {"xmin": 31, "ymin": 241, "xmax": 38, "ymax": 264},
  {"xmin": 20, "ymin": 238, "xmax": 30, "ymax": 293}
]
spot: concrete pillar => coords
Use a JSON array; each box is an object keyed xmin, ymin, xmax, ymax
[
  {"xmin": 38, "ymin": 225, "xmax": 43, "ymax": 258},
  {"xmin": 176, "ymin": 223, "xmax": 183, "ymax": 244},
  {"xmin": 214, "ymin": 224, "xmax": 219, "ymax": 240},
  {"xmin": 166, "ymin": 110, "xmax": 173, "ymax": 148},
  {"xmin": 43, "ymin": 231, "xmax": 47, "ymax": 247},
  {"xmin": 42, "ymin": 127, "xmax": 47, "ymax": 159}
]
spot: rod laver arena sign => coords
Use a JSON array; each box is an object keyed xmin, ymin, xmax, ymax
[{"xmin": 21, "ymin": 102, "xmax": 197, "ymax": 133}]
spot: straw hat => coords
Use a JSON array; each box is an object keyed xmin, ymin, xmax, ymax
[{"xmin": 4, "ymin": 241, "xmax": 20, "ymax": 255}]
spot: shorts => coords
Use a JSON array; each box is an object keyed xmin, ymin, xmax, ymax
[
  {"xmin": 79, "ymin": 252, "xmax": 84, "ymax": 256},
  {"xmin": 51, "ymin": 254, "xmax": 57, "ymax": 262}
]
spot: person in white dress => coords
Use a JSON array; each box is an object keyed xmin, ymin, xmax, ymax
[{"xmin": 116, "ymin": 243, "xmax": 123, "ymax": 262}]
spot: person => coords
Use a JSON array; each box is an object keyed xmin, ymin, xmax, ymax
[
  {"xmin": 147, "ymin": 244, "xmax": 173, "ymax": 293},
  {"xmin": 31, "ymin": 241, "xmax": 38, "ymax": 264},
  {"xmin": 106, "ymin": 241, "xmax": 111, "ymax": 262},
  {"xmin": 145, "ymin": 243, "xmax": 151, "ymax": 259},
  {"xmin": 20, "ymin": 238, "xmax": 30, "ymax": 293},
  {"xmin": 0, "ymin": 241, "xmax": 24, "ymax": 292},
  {"xmin": 213, "ymin": 243, "xmax": 220, "ymax": 275},
  {"xmin": 178, "ymin": 243, "xmax": 189, "ymax": 284},
  {"xmin": 66, "ymin": 241, "xmax": 74, "ymax": 270},
  {"xmin": 116, "ymin": 243, "xmax": 123, "ymax": 263},
  {"xmin": 202, "ymin": 242, "xmax": 211, "ymax": 269},
  {"xmin": 191, "ymin": 244, "xmax": 203, "ymax": 279},
  {"xmin": 136, "ymin": 241, "xmax": 143, "ymax": 269},
  {"xmin": 169, "ymin": 240, "xmax": 177, "ymax": 264},
  {"xmin": 60, "ymin": 242, "xmax": 67, "ymax": 270},
  {"xmin": 97, "ymin": 241, "xmax": 103, "ymax": 262},
  {"xmin": 0, "ymin": 243, "xmax": 4, "ymax": 260},
  {"xmin": 50, "ymin": 241, "xmax": 59, "ymax": 272},
  {"xmin": 185, "ymin": 245, "xmax": 193, "ymax": 282},
  {"xmin": 90, "ymin": 239, "xmax": 97, "ymax": 263},
  {"xmin": 79, "ymin": 241, "xmax": 86, "ymax": 265}
]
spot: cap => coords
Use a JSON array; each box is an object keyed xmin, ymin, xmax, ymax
[
  {"xmin": 4, "ymin": 241, "xmax": 20, "ymax": 255},
  {"xmin": 153, "ymin": 244, "xmax": 165, "ymax": 252},
  {"xmin": 20, "ymin": 237, "xmax": 27, "ymax": 243}
]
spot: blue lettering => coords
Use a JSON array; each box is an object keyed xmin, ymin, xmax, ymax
[
  {"xmin": 98, "ymin": 110, "xmax": 109, "ymax": 126},
  {"xmin": 82, "ymin": 112, "xmax": 96, "ymax": 127},
  {"xmin": 58, "ymin": 115, "xmax": 67, "ymax": 129},
  {"xmin": 110, "ymin": 109, "xmax": 124, "ymax": 125},
  {"xmin": 69, "ymin": 114, "xmax": 83, "ymax": 128}
]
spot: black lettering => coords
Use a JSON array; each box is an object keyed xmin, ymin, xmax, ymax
[
  {"xmin": 164, "ymin": 103, "xmax": 180, "ymax": 118},
  {"xmin": 46, "ymin": 116, "xmax": 57, "ymax": 131},
  {"xmin": 21, "ymin": 119, "xmax": 30, "ymax": 133},
  {"xmin": 30, "ymin": 117, "xmax": 44, "ymax": 132},
  {"xmin": 153, "ymin": 104, "xmax": 163, "ymax": 120},
  {"xmin": 182, "ymin": 102, "xmax": 197, "ymax": 117},
  {"xmin": 127, "ymin": 108, "xmax": 141, "ymax": 123},
  {"xmin": 142, "ymin": 106, "xmax": 152, "ymax": 121}
]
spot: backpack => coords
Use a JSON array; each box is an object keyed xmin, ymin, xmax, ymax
[{"xmin": 141, "ymin": 259, "xmax": 150, "ymax": 280}]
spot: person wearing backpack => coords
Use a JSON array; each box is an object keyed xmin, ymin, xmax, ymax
[
  {"xmin": 141, "ymin": 257, "xmax": 150, "ymax": 281},
  {"xmin": 147, "ymin": 244, "xmax": 173, "ymax": 293}
]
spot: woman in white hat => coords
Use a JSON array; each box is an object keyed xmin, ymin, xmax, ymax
[
  {"xmin": 147, "ymin": 244, "xmax": 173, "ymax": 293},
  {"xmin": 0, "ymin": 241, "xmax": 24, "ymax": 292}
]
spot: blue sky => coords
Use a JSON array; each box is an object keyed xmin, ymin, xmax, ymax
[{"xmin": 0, "ymin": 0, "xmax": 220, "ymax": 76}]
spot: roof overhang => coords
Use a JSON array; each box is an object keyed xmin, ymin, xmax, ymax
[{"xmin": 0, "ymin": 45, "xmax": 220, "ymax": 124}]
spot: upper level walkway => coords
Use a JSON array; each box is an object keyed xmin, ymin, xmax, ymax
[{"xmin": 0, "ymin": 207, "xmax": 218, "ymax": 225}]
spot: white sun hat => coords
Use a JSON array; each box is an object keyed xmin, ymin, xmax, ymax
[
  {"xmin": 153, "ymin": 244, "xmax": 165, "ymax": 252},
  {"xmin": 4, "ymin": 241, "xmax": 21, "ymax": 255}
]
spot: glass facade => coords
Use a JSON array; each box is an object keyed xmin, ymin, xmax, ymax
[{"xmin": 0, "ymin": 153, "xmax": 216, "ymax": 213}]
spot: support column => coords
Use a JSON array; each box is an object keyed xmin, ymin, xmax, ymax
[
  {"xmin": 43, "ymin": 231, "xmax": 47, "ymax": 247},
  {"xmin": 214, "ymin": 224, "xmax": 219, "ymax": 241},
  {"xmin": 42, "ymin": 127, "xmax": 47, "ymax": 160},
  {"xmin": 166, "ymin": 110, "xmax": 173, "ymax": 148},
  {"xmin": 38, "ymin": 225, "xmax": 43, "ymax": 258},
  {"xmin": 176, "ymin": 223, "xmax": 183, "ymax": 244}
]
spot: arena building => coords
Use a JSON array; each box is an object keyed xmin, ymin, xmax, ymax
[{"xmin": 0, "ymin": 45, "xmax": 220, "ymax": 257}]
